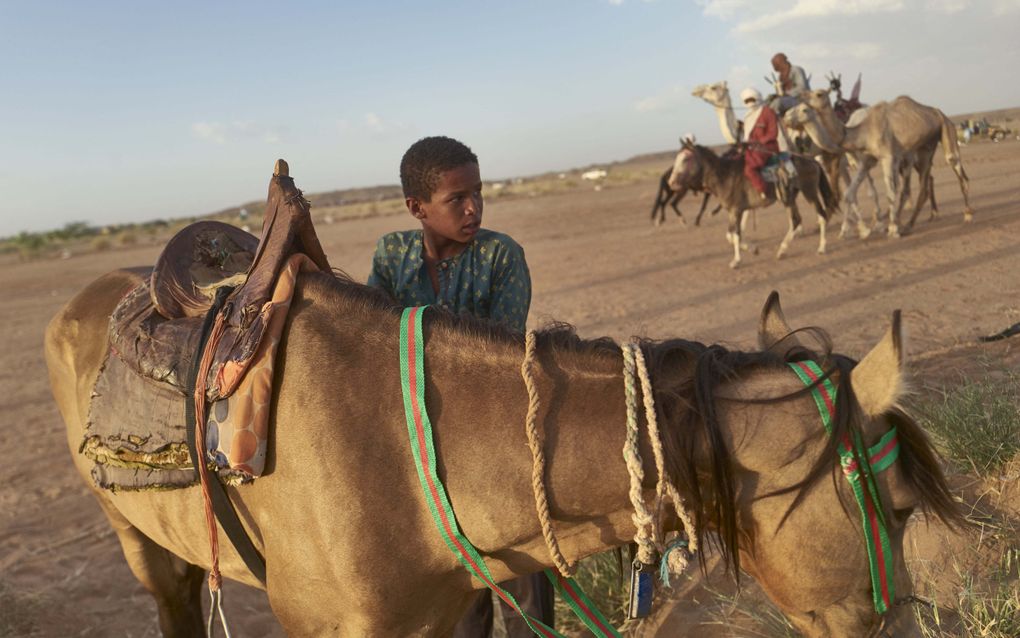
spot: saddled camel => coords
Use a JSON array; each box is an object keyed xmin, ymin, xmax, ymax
[
  {"xmin": 669, "ymin": 140, "xmax": 838, "ymax": 268},
  {"xmin": 787, "ymin": 90, "xmax": 973, "ymax": 237},
  {"xmin": 47, "ymin": 261, "xmax": 960, "ymax": 636}
]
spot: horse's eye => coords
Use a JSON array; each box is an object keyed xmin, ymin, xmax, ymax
[{"xmin": 892, "ymin": 506, "xmax": 915, "ymax": 525}]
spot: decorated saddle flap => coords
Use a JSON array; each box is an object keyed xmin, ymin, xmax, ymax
[{"xmin": 85, "ymin": 252, "xmax": 320, "ymax": 490}]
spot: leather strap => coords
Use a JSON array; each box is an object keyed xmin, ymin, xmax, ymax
[{"xmin": 185, "ymin": 286, "xmax": 268, "ymax": 585}]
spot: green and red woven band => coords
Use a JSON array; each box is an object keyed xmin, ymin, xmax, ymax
[
  {"xmin": 789, "ymin": 361, "xmax": 899, "ymax": 614},
  {"xmin": 399, "ymin": 307, "xmax": 620, "ymax": 638}
]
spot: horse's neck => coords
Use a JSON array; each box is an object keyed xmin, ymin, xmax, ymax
[{"xmin": 699, "ymin": 151, "xmax": 749, "ymax": 210}]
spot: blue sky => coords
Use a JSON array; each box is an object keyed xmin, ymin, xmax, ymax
[{"xmin": 2, "ymin": 0, "xmax": 1018, "ymax": 237}]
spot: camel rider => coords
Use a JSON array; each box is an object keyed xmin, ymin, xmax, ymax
[
  {"xmin": 769, "ymin": 52, "xmax": 810, "ymax": 115},
  {"xmin": 741, "ymin": 88, "xmax": 780, "ymax": 200}
]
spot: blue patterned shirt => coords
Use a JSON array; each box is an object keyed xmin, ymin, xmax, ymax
[{"xmin": 367, "ymin": 229, "xmax": 531, "ymax": 332}]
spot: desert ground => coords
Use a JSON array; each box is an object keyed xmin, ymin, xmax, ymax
[{"xmin": 1, "ymin": 137, "xmax": 1018, "ymax": 637}]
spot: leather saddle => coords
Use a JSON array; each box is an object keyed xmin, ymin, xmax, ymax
[{"xmin": 110, "ymin": 159, "xmax": 331, "ymax": 398}]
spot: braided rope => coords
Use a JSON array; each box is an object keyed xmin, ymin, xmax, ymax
[
  {"xmin": 521, "ymin": 331, "xmax": 574, "ymax": 577},
  {"xmin": 624, "ymin": 342, "xmax": 697, "ymax": 578},
  {"xmin": 632, "ymin": 347, "xmax": 698, "ymax": 560},
  {"xmin": 622, "ymin": 344, "xmax": 657, "ymax": 565}
]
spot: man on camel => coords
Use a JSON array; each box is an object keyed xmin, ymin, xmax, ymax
[
  {"xmin": 741, "ymin": 87, "xmax": 780, "ymax": 200},
  {"xmin": 769, "ymin": 52, "xmax": 811, "ymax": 115}
]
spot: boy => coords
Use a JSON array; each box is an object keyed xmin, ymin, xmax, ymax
[
  {"xmin": 368, "ymin": 135, "xmax": 530, "ymax": 334},
  {"xmin": 367, "ymin": 136, "xmax": 549, "ymax": 636}
]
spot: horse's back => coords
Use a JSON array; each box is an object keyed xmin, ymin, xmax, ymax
[{"xmin": 46, "ymin": 268, "xmax": 148, "ymax": 452}]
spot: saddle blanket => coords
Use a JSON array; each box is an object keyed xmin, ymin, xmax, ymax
[
  {"xmin": 82, "ymin": 253, "xmax": 318, "ymax": 490},
  {"xmin": 762, "ymin": 152, "xmax": 798, "ymax": 184}
]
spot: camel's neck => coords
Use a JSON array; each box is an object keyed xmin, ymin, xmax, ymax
[
  {"xmin": 801, "ymin": 113, "xmax": 844, "ymax": 154},
  {"xmin": 814, "ymin": 107, "xmax": 848, "ymax": 148},
  {"xmin": 709, "ymin": 98, "xmax": 740, "ymax": 145}
]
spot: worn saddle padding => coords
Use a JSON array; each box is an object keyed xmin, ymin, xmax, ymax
[{"xmin": 82, "ymin": 352, "xmax": 197, "ymax": 491}]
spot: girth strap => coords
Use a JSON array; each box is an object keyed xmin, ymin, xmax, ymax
[{"xmin": 186, "ymin": 285, "xmax": 268, "ymax": 585}]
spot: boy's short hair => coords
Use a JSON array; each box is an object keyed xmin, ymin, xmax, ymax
[{"xmin": 400, "ymin": 136, "xmax": 478, "ymax": 202}]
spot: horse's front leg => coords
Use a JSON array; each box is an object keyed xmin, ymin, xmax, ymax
[
  {"xmin": 725, "ymin": 209, "xmax": 745, "ymax": 268},
  {"xmin": 776, "ymin": 191, "xmax": 803, "ymax": 259}
]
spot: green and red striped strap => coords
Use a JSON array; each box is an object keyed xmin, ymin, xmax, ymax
[
  {"xmin": 789, "ymin": 360, "xmax": 899, "ymax": 614},
  {"xmin": 399, "ymin": 306, "xmax": 621, "ymax": 638}
]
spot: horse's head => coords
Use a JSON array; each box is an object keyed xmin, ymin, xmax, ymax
[
  {"xmin": 667, "ymin": 137, "xmax": 701, "ymax": 191},
  {"xmin": 699, "ymin": 292, "xmax": 960, "ymax": 637},
  {"xmin": 692, "ymin": 81, "xmax": 730, "ymax": 108}
]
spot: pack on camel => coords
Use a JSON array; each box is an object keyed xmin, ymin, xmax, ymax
[
  {"xmin": 786, "ymin": 90, "xmax": 973, "ymax": 238},
  {"xmin": 668, "ymin": 139, "xmax": 838, "ymax": 269},
  {"xmin": 46, "ymin": 163, "xmax": 960, "ymax": 637}
]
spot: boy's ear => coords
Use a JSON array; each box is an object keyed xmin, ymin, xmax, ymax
[{"xmin": 406, "ymin": 197, "xmax": 426, "ymax": 219}]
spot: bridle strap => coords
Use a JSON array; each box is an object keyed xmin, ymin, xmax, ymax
[{"xmin": 788, "ymin": 360, "xmax": 901, "ymax": 614}]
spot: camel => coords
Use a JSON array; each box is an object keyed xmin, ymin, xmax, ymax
[
  {"xmin": 668, "ymin": 140, "xmax": 838, "ymax": 268},
  {"xmin": 788, "ymin": 90, "xmax": 973, "ymax": 237},
  {"xmin": 45, "ymin": 256, "xmax": 961, "ymax": 636}
]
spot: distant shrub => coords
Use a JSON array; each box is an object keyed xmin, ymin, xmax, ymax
[
  {"xmin": 116, "ymin": 231, "xmax": 138, "ymax": 246},
  {"xmin": 91, "ymin": 237, "xmax": 112, "ymax": 252}
]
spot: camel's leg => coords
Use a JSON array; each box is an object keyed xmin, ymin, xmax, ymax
[
  {"xmin": 906, "ymin": 157, "xmax": 935, "ymax": 230},
  {"xmin": 879, "ymin": 155, "xmax": 903, "ymax": 237},
  {"xmin": 944, "ymin": 147, "xmax": 974, "ymax": 222},
  {"xmin": 809, "ymin": 186, "xmax": 829, "ymax": 255},
  {"xmin": 837, "ymin": 156, "xmax": 854, "ymax": 238},
  {"xmin": 844, "ymin": 155, "xmax": 876, "ymax": 239},
  {"xmin": 96, "ymin": 498, "xmax": 207, "ymax": 637},
  {"xmin": 927, "ymin": 173, "xmax": 938, "ymax": 221}
]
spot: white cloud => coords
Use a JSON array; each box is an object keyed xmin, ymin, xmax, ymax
[
  {"xmin": 634, "ymin": 85, "xmax": 688, "ymax": 112},
  {"xmin": 191, "ymin": 122, "xmax": 226, "ymax": 144},
  {"xmin": 733, "ymin": 0, "xmax": 904, "ymax": 33},
  {"xmin": 363, "ymin": 112, "xmax": 409, "ymax": 135},
  {"xmin": 190, "ymin": 120, "xmax": 283, "ymax": 145}
]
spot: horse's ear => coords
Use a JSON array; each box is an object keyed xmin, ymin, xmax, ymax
[
  {"xmin": 757, "ymin": 291, "xmax": 800, "ymax": 351},
  {"xmin": 850, "ymin": 310, "xmax": 906, "ymax": 417}
]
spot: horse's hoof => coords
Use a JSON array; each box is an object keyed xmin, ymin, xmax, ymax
[
  {"xmin": 859, "ymin": 227, "xmax": 872, "ymax": 240},
  {"xmin": 729, "ymin": 260, "xmax": 741, "ymax": 269},
  {"xmin": 964, "ymin": 209, "xmax": 974, "ymax": 222},
  {"xmin": 818, "ymin": 247, "xmax": 827, "ymax": 255},
  {"xmin": 888, "ymin": 228, "xmax": 901, "ymax": 239}
]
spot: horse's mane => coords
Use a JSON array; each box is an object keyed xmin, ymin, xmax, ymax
[{"xmin": 306, "ymin": 270, "xmax": 961, "ymax": 579}]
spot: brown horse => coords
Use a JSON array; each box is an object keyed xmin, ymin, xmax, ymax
[
  {"xmin": 669, "ymin": 140, "xmax": 839, "ymax": 268},
  {"xmin": 46, "ymin": 268, "xmax": 958, "ymax": 637}
]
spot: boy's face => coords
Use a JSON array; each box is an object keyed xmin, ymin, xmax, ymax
[{"xmin": 408, "ymin": 162, "xmax": 483, "ymax": 245}]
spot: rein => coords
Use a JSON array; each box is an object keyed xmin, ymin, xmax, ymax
[
  {"xmin": 398, "ymin": 307, "xmax": 619, "ymax": 637},
  {"xmin": 789, "ymin": 360, "xmax": 901, "ymax": 615}
]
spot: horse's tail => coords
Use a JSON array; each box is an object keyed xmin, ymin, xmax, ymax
[
  {"xmin": 939, "ymin": 110, "xmax": 974, "ymax": 219},
  {"xmin": 816, "ymin": 161, "xmax": 839, "ymax": 219}
]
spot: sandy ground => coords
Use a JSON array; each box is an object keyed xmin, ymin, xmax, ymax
[{"xmin": 1, "ymin": 139, "xmax": 1018, "ymax": 637}]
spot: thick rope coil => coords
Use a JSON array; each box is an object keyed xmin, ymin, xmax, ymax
[
  {"xmin": 631, "ymin": 346, "xmax": 699, "ymax": 559},
  {"xmin": 521, "ymin": 331, "xmax": 574, "ymax": 577},
  {"xmin": 622, "ymin": 344, "xmax": 657, "ymax": 566},
  {"xmin": 623, "ymin": 342, "xmax": 697, "ymax": 583}
]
